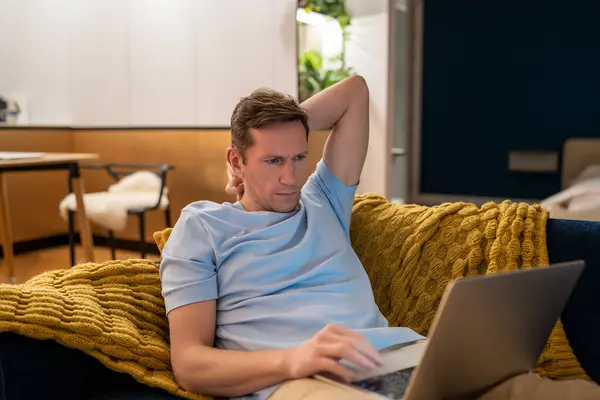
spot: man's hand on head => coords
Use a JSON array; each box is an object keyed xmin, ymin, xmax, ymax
[{"xmin": 226, "ymin": 162, "xmax": 244, "ymax": 201}]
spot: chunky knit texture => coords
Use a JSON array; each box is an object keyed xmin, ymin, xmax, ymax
[
  {"xmin": 350, "ymin": 194, "xmax": 588, "ymax": 381},
  {"xmin": 0, "ymin": 260, "xmax": 208, "ymax": 400},
  {"xmin": 0, "ymin": 196, "xmax": 589, "ymax": 400}
]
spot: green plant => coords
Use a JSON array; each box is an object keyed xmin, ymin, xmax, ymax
[
  {"xmin": 298, "ymin": 0, "xmax": 351, "ymax": 29},
  {"xmin": 297, "ymin": 0, "xmax": 354, "ymax": 102},
  {"xmin": 298, "ymin": 50, "xmax": 354, "ymax": 102},
  {"xmin": 298, "ymin": 50, "xmax": 323, "ymax": 102}
]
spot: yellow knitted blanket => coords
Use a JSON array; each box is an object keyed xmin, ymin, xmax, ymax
[
  {"xmin": 350, "ymin": 194, "xmax": 588, "ymax": 381},
  {"xmin": 0, "ymin": 259, "xmax": 205, "ymax": 400},
  {"xmin": 0, "ymin": 196, "xmax": 588, "ymax": 400}
]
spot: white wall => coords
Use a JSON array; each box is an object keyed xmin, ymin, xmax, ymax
[
  {"xmin": 129, "ymin": 0, "xmax": 196, "ymax": 126},
  {"xmin": 0, "ymin": 0, "xmax": 72, "ymax": 125},
  {"xmin": 0, "ymin": 0, "xmax": 297, "ymax": 127},
  {"xmin": 195, "ymin": 1, "xmax": 297, "ymax": 127},
  {"xmin": 345, "ymin": 0, "xmax": 391, "ymax": 197},
  {"xmin": 70, "ymin": 0, "xmax": 130, "ymax": 126}
]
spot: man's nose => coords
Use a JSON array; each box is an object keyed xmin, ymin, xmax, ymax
[{"xmin": 280, "ymin": 161, "xmax": 297, "ymax": 186}]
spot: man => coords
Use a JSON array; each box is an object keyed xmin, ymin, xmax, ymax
[
  {"xmin": 159, "ymin": 75, "xmax": 424, "ymax": 400},
  {"xmin": 0, "ymin": 76, "xmax": 597, "ymax": 400}
]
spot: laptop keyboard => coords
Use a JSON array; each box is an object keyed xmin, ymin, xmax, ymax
[{"xmin": 352, "ymin": 368, "xmax": 415, "ymax": 399}]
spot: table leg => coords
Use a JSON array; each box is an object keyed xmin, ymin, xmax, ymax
[
  {"xmin": 0, "ymin": 173, "xmax": 15, "ymax": 283},
  {"xmin": 69, "ymin": 163, "xmax": 94, "ymax": 263}
]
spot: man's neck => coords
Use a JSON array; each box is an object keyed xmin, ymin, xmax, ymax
[{"xmin": 239, "ymin": 196, "xmax": 264, "ymax": 212}]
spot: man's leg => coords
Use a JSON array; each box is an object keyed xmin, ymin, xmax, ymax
[
  {"xmin": 268, "ymin": 378, "xmax": 371, "ymax": 400},
  {"xmin": 478, "ymin": 373, "xmax": 600, "ymax": 400},
  {"xmin": 0, "ymin": 332, "xmax": 154, "ymax": 399}
]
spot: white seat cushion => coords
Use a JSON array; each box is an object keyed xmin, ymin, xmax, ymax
[{"xmin": 59, "ymin": 170, "xmax": 169, "ymax": 232}]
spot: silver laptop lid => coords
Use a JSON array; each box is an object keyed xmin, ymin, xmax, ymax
[{"xmin": 405, "ymin": 260, "xmax": 585, "ymax": 400}]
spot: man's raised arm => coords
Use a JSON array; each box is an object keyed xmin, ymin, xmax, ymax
[{"xmin": 300, "ymin": 75, "xmax": 370, "ymax": 186}]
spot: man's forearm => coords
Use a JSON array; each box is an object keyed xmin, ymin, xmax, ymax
[
  {"xmin": 175, "ymin": 345, "xmax": 292, "ymax": 397},
  {"xmin": 300, "ymin": 75, "xmax": 368, "ymax": 132}
]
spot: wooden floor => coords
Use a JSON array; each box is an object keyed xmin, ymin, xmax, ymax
[{"xmin": 0, "ymin": 246, "xmax": 161, "ymax": 284}]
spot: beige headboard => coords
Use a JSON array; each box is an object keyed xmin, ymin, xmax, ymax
[{"xmin": 562, "ymin": 138, "xmax": 600, "ymax": 189}]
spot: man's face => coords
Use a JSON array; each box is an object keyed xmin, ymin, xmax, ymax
[{"xmin": 237, "ymin": 120, "xmax": 309, "ymax": 213}]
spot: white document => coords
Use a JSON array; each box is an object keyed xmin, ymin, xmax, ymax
[
  {"xmin": 0, "ymin": 152, "xmax": 46, "ymax": 160},
  {"xmin": 353, "ymin": 341, "xmax": 427, "ymax": 381}
]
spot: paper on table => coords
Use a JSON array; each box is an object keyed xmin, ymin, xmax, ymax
[{"xmin": 0, "ymin": 152, "xmax": 46, "ymax": 160}]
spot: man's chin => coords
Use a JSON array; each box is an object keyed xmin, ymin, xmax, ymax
[
  {"xmin": 272, "ymin": 196, "xmax": 300, "ymax": 213},
  {"xmin": 275, "ymin": 204, "xmax": 299, "ymax": 213}
]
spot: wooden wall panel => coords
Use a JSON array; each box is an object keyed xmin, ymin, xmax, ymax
[{"xmin": 0, "ymin": 129, "xmax": 73, "ymax": 241}]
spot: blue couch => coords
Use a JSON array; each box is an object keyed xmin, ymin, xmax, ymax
[{"xmin": 547, "ymin": 218, "xmax": 600, "ymax": 382}]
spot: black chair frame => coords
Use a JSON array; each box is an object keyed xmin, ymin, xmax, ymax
[{"xmin": 67, "ymin": 162, "xmax": 174, "ymax": 265}]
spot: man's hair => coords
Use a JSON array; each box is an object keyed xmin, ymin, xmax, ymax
[{"xmin": 230, "ymin": 88, "xmax": 309, "ymax": 161}]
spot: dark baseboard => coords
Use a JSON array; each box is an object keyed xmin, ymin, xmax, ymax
[
  {"xmin": 0, "ymin": 234, "xmax": 69, "ymax": 258},
  {"xmin": 0, "ymin": 233, "xmax": 160, "ymax": 258},
  {"xmin": 90, "ymin": 234, "xmax": 160, "ymax": 256}
]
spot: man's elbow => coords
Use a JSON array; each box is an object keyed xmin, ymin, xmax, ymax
[
  {"xmin": 348, "ymin": 74, "xmax": 369, "ymax": 97},
  {"xmin": 171, "ymin": 351, "xmax": 212, "ymax": 395},
  {"xmin": 172, "ymin": 362, "xmax": 246, "ymax": 398},
  {"xmin": 172, "ymin": 351, "xmax": 237, "ymax": 397},
  {"xmin": 172, "ymin": 358, "xmax": 199, "ymax": 393}
]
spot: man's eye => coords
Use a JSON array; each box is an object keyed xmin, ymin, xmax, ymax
[
  {"xmin": 266, "ymin": 158, "xmax": 281, "ymax": 164},
  {"xmin": 295, "ymin": 155, "xmax": 306, "ymax": 161}
]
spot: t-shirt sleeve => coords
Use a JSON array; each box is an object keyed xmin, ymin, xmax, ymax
[
  {"xmin": 159, "ymin": 209, "xmax": 218, "ymax": 314},
  {"xmin": 305, "ymin": 158, "xmax": 358, "ymax": 233}
]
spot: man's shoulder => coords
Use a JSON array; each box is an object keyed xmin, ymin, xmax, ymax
[
  {"xmin": 181, "ymin": 200, "xmax": 237, "ymax": 221},
  {"xmin": 183, "ymin": 199, "xmax": 226, "ymax": 214}
]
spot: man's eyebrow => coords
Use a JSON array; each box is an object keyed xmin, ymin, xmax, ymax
[{"xmin": 262, "ymin": 151, "xmax": 308, "ymax": 159}]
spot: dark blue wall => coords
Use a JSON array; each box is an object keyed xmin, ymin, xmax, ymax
[{"xmin": 420, "ymin": 0, "xmax": 600, "ymax": 199}]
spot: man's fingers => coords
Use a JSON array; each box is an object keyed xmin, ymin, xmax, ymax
[
  {"xmin": 324, "ymin": 342, "xmax": 378, "ymax": 372},
  {"xmin": 225, "ymin": 185, "xmax": 237, "ymax": 195},
  {"xmin": 326, "ymin": 324, "xmax": 373, "ymax": 343},
  {"xmin": 228, "ymin": 176, "xmax": 243, "ymax": 186},
  {"xmin": 225, "ymin": 162, "xmax": 244, "ymax": 198},
  {"xmin": 225, "ymin": 179, "xmax": 243, "ymax": 195},
  {"xmin": 351, "ymin": 339, "xmax": 383, "ymax": 367},
  {"xmin": 317, "ymin": 358, "xmax": 356, "ymax": 383},
  {"xmin": 323, "ymin": 325, "xmax": 382, "ymax": 366}
]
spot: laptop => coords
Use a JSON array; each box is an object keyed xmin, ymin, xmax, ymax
[{"xmin": 316, "ymin": 260, "xmax": 585, "ymax": 400}]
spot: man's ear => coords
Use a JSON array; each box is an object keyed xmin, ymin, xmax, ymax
[{"xmin": 226, "ymin": 147, "xmax": 244, "ymax": 178}]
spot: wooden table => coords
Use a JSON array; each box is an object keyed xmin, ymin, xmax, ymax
[{"xmin": 0, "ymin": 152, "xmax": 98, "ymax": 282}]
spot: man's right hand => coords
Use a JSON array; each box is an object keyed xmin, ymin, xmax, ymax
[{"xmin": 281, "ymin": 324, "xmax": 383, "ymax": 383}]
